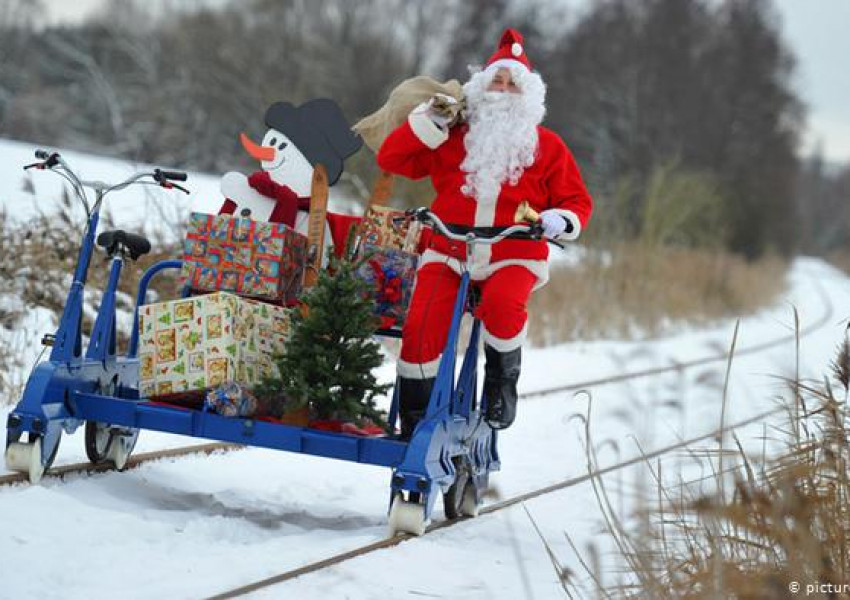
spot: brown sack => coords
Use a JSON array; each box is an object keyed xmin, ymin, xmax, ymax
[{"xmin": 354, "ymin": 76, "xmax": 465, "ymax": 152}]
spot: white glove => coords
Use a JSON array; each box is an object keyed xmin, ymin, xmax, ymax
[
  {"xmin": 428, "ymin": 109, "xmax": 451, "ymax": 130},
  {"xmin": 411, "ymin": 100, "xmax": 450, "ymax": 130},
  {"xmin": 539, "ymin": 210, "xmax": 568, "ymax": 239}
]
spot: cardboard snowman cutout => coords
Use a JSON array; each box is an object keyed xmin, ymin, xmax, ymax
[{"xmin": 219, "ymin": 98, "xmax": 362, "ymax": 241}]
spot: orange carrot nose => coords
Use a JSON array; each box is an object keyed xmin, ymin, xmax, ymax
[{"xmin": 240, "ymin": 132, "xmax": 276, "ymax": 162}]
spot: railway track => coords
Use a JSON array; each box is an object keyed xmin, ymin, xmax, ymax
[
  {"xmin": 0, "ymin": 442, "xmax": 240, "ymax": 487},
  {"xmin": 207, "ymin": 406, "xmax": 782, "ymax": 599},
  {"xmin": 0, "ymin": 273, "xmax": 835, "ymax": 597},
  {"xmin": 0, "ymin": 279, "xmax": 832, "ymax": 489},
  {"xmin": 203, "ymin": 280, "xmax": 836, "ymax": 598}
]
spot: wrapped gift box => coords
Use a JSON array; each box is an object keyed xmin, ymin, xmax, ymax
[
  {"xmin": 358, "ymin": 206, "xmax": 421, "ymax": 253},
  {"xmin": 356, "ymin": 243, "xmax": 418, "ymax": 328},
  {"xmin": 182, "ymin": 212, "xmax": 307, "ymax": 304},
  {"xmin": 137, "ymin": 292, "xmax": 291, "ymax": 399}
]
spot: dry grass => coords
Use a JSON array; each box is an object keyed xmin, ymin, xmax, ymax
[
  {"xmin": 577, "ymin": 329, "xmax": 850, "ymax": 599},
  {"xmin": 2, "ymin": 192, "xmax": 181, "ymax": 311},
  {"xmin": 529, "ymin": 243, "xmax": 788, "ymax": 345},
  {"xmin": 0, "ymin": 196, "xmax": 180, "ymax": 402}
]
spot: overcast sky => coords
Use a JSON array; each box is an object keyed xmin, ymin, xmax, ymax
[
  {"xmin": 45, "ymin": 0, "xmax": 850, "ymax": 164},
  {"xmin": 774, "ymin": 0, "xmax": 850, "ymax": 163}
]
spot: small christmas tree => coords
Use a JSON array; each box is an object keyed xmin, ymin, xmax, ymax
[{"xmin": 261, "ymin": 245, "xmax": 389, "ymax": 425}]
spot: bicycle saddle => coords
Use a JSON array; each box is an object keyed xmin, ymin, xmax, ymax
[{"xmin": 96, "ymin": 230, "xmax": 151, "ymax": 260}]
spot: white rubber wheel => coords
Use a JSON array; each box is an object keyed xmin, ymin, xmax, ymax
[
  {"xmin": 5, "ymin": 437, "xmax": 46, "ymax": 484},
  {"xmin": 107, "ymin": 430, "xmax": 138, "ymax": 471},
  {"xmin": 388, "ymin": 495, "xmax": 430, "ymax": 537}
]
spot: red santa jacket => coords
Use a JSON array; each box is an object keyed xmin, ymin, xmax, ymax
[{"xmin": 377, "ymin": 118, "xmax": 592, "ymax": 287}]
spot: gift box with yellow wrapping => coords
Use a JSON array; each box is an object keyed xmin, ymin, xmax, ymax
[
  {"xmin": 358, "ymin": 205, "xmax": 421, "ymax": 252},
  {"xmin": 137, "ymin": 292, "xmax": 291, "ymax": 399}
]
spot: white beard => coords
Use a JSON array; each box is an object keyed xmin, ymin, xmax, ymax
[{"xmin": 460, "ymin": 66, "xmax": 547, "ymax": 206}]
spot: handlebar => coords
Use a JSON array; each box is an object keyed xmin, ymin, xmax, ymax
[
  {"xmin": 154, "ymin": 169, "xmax": 188, "ymax": 182},
  {"xmin": 153, "ymin": 169, "xmax": 190, "ymax": 193},
  {"xmin": 26, "ymin": 149, "xmax": 60, "ymax": 170},
  {"xmin": 405, "ymin": 207, "xmax": 563, "ymax": 248},
  {"xmin": 24, "ymin": 149, "xmax": 191, "ymax": 211}
]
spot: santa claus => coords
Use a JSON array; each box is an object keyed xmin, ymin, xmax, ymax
[{"xmin": 377, "ymin": 28, "xmax": 592, "ymax": 438}]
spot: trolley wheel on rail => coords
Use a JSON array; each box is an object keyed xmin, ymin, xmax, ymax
[
  {"xmin": 444, "ymin": 460, "xmax": 481, "ymax": 520},
  {"xmin": 5, "ymin": 431, "xmax": 62, "ymax": 484},
  {"xmin": 388, "ymin": 492, "xmax": 430, "ymax": 537},
  {"xmin": 84, "ymin": 421, "xmax": 112, "ymax": 464},
  {"xmin": 85, "ymin": 422, "xmax": 139, "ymax": 469},
  {"xmin": 106, "ymin": 427, "xmax": 139, "ymax": 471}
]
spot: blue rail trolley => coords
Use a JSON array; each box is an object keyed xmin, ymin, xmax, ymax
[{"xmin": 4, "ymin": 150, "xmax": 545, "ymax": 535}]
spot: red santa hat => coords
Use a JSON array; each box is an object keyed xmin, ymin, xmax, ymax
[{"xmin": 486, "ymin": 28, "xmax": 532, "ymax": 73}]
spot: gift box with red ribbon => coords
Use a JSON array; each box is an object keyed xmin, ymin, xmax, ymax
[
  {"xmin": 182, "ymin": 212, "xmax": 307, "ymax": 304},
  {"xmin": 356, "ymin": 243, "xmax": 418, "ymax": 329}
]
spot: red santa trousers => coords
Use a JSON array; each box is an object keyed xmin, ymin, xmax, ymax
[{"xmin": 398, "ymin": 262, "xmax": 537, "ymax": 380}]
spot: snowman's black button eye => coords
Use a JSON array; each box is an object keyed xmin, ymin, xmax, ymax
[
  {"xmin": 278, "ymin": 141, "xmax": 288, "ymax": 150},
  {"xmin": 269, "ymin": 137, "xmax": 277, "ymax": 146}
]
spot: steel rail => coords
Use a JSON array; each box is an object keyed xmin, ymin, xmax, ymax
[
  {"xmin": 206, "ymin": 406, "xmax": 782, "ymax": 599},
  {"xmin": 0, "ymin": 442, "xmax": 240, "ymax": 487},
  {"xmin": 205, "ymin": 279, "xmax": 835, "ymax": 598}
]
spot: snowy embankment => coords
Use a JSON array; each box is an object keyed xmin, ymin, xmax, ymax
[
  {"xmin": 0, "ymin": 257, "xmax": 845, "ymax": 599},
  {"xmin": 1, "ymin": 139, "xmax": 848, "ymax": 598},
  {"xmin": 0, "ymin": 137, "xmax": 360, "ymax": 229}
]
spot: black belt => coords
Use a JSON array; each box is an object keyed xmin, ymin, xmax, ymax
[{"xmin": 440, "ymin": 223, "xmax": 541, "ymax": 241}]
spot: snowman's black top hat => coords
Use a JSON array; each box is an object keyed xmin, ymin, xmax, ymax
[{"xmin": 264, "ymin": 98, "xmax": 362, "ymax": 186}]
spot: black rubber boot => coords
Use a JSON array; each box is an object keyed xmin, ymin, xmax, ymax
[
  {"xmin": 398, "ymin": 377, "xmax": 434, "ymax": 441},
  {"xmin": 483, "ymin": 345, "xmax": 521, "ymax": 430}
]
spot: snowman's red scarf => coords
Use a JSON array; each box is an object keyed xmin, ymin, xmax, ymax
[
  {"xmin": 219, "ymin": 170, "xmax": 310, "ymax": 227},
  {"xmin": 248, "ymin": 170, "xmax": 312, "ymax": 225}
]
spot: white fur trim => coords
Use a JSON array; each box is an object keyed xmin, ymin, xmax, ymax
[
  {"xmin": 483, "ymin": 322, "xmax": 528, "ymax": 352},
  {"xmin": 549, "ymin": 209, "xmax": 582, "ymax": 241},
  {"xmin": 486, "ymin": 58, "xmax": 529, "ymax": 73},
  {"xmin": 397, "ymin": 356, "xmax": 442, "ymax": 379},
  {"xmin": 469, "ymin": 244, "xmax": 491, "ymax": 275},
  {"xmin": 419, "ymin": 248, "xmax": 465, "ymax": 276},
  {"xmin": 474, "ymin": 194, "xmax": 497, "ymax": 227},
  {"xmin": 470, "ymin": 195, "xmax": 496, "ymax": 272},
  {"xmin": 474, "ymin": 258, "xmax": 550, "ymax": 290},
  {"xmin": 418, "ymin": 248, "xmax": 550, "ymax": 290},
  {"xmin": 511, "ymin": 42, "xmax": 523, "ymax": 57},
  {"xmin": 408, "ymin": 107, "xmax": 449, "ymax": 150},
  {"xmin": 219, "ymin": 171, "xmax": 276, "ymax": 221}
]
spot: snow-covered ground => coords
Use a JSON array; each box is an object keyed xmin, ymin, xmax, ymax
[
  {"xmin": 0, "ymin": 137, "xmax": 362, "ymax": 234},
  {"xmin": 0, "ymin": 138, "xmax": 220, "ymax": 234},
  {"xmin": 0, "ymin": 260, "xmax": 844, "ymax": 599},
  {"xmin": 1, "ymin": 140, "xmax": 848, "ymax": 598}
]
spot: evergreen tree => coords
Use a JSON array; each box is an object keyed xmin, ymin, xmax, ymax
[{"xmin": 263, "ymin": 251, "xmax": 389, "ymax": 424}]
